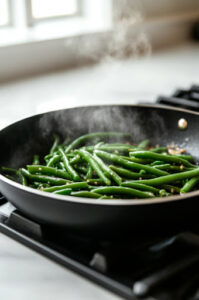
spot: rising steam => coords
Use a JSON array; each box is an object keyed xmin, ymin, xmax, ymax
[{"xmin": 65, "ymin": 0, "xmax": 152, "ymax": 64}]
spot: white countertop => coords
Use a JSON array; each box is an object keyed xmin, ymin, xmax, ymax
[
  {"xmin": 0, "ymin": 41, "xmax": 199, "ymax": 300},
  {"xmin": 0, "ymin": 42, "xmax": 199, "ymax": 129},
  {"xmin": 0, "ymin": 234, "xmax": 120, "ymax": 300}
]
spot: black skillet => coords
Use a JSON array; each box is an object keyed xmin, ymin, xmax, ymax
[{"xmin": 0, "ymin": 105, "xmax": 199, "ymax": 239}]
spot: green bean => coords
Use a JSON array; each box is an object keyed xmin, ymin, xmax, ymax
[
  {"xmin": 71, "ymin": 191, "xmax": 102, "ymax": 198},
  {"xmin": 101, "ymin": 146, "xmax": 131, "ymax": 153},
  {"xmin": 139, "ymin": 170, "xmax": 146, "ymax": 176},
  {"xmin": 150, "ymin": 161, "xmax": 165, "ymax": 166},
  {"xmin": 32, "ymin": 155, "xmax": 40, "ymax": 165},
  {"xmin": 33, "ymin": 182, "xmax": 50, "ymax": 189},
  {"xmin": 86, "ymin": 178, "xmax": 104, "ymax": 185},
  {"xmin": 77, "ymin": 150, "xmax": 111, "ymax": 185},
  {"xmin": 19, "ymin": 169, "xmax": 28, "ymax": 186},
  {"xmin": 94, "ymin": 142, "xmax": 105, "ymax": 148},
  {"xmin": 53, "ymin": 188, "xmax": 72, "ymax": 195},
  {"xmin": 150, "ymin": 147, "xmax": 168, "ymax": 153},
  {"xmin": 85, "ymin": 145, "xmax": 118, "ymax": 152},
  {"xmin": 162, "ymin": 185, "xmax": 181, "ymax": 193},
  {"xmin": 109, "ymin": 165, "xmax": 153, "ymax": 179},
  {"xmin": 121, "ymin": 182, "xmax": 159, "ymax": 193},
  {"xmin": 27, "ymin": 165, "xmax": 72, "ymax": 180},
  {"xmin": 159, "ymin": 189, "xmax": 170, "ymax": 197},
  {"xmin": 47, "ymin": 154, "xmax": 60, "ymax": 167},
  {"xmin": 132, "ymin": 151, "xmax": 195, "ymax": 168},
  {"xmin": 65, "ymin": 132, "xmax": 130, "ymax": 153},
  {"xmin": 50, "ymin": 135, "xmax": 60, "ymax": 154},
  {"xmin": 86, "ymin": 144, "xmax": 137, "ymax": 153},
  {"xmin": 168, "ymin": 165, "xmax": 188, "ymax": 172},
  {"xmin": 101, "ymin": 143, "xmax": 138, "ymax": 151},
  {"xmin": 180, "ymin": 177, "xmax": 199, "ymax": 193},
  {"xmin": 21, "ymin": 168, "xmax": 68, "ymax": 185},
  {"xmin": 58, "ymin": 162, "xmax": 65, "ymax": 170},
  {"xmin": 102, "ymin": 143, "xmax": 135, "ymax": 148},
  {"xmin": 44, "ymin": 153, "xmax": 53, "ymax": 162},
  {"xmin": 93, "ymin": 152, "xmax": 122, "ymax": 185},
  {"xmin": 70, "ymin": 154, "xmax": 81, "ymax": 165},
  {"xmin": 122, "ymin": 155, "xmax": 152, "ymax": 164},
  {"xmin": 153, "ymin": 164, "xmax": 171, "ymax": 170},
  {"xmin": 95, "ymin": 150, "xmax": 168, "ymax": 176},
  {"xmin": 42, "ymin": 182, "xmax": 88, "ymax": 192},
  {"xmin": 0, "ymin": 166, "xmax": 18, "ymax": 175},
  {"xmin": 138, "ymin": 139, "xmax": 150, "ymax": 149},
  {"xmin": 174, "ymin": 154, "xmax": 195, "ymax": 162},
  {"xmin": 124, "ymin": 168, "xmax": 199, "ymax": 186},
  {"xmin": 100, "ymin": 195, "xmax": 115, "ymax": 199},
  {"xmin": 58, "ymin": 148, "xmax": 80, "ymax": 181},
  {"xmin": 92, "ymin": 186, "xmax": 154, "ymax": 198},
  {"xmin": 85, "ymin": 166, "xmax": 93, "ymax": 180},
  {"xmin": 102, "ymin": 143, "xmax": 134, "ymax": 147}
]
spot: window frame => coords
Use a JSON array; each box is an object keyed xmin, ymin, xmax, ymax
[
  {"xmin": 0, "ymin": 0, "xmax": 12, "ymax": 28},
  {"xmin": 0, "ymin": 0, "xmax": 112, "ymax": 47},
  {"xmin": 0, "ymin": 0, "xmax": 198, "ymax": 82},
  {"xmin": 25, "ymin": 0, "xmax": 82, "ymax": 26}
]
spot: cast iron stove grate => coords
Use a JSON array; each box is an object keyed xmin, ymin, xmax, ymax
[
  {"xmin": 1, "ymin": 85, "xmax": 199, "ymax": 300},
  {"xmin": 1, "ymin": 196, "xmax": 199, "ymax": 300},
  {"xmin": 157, "ymin": 84, "xmax": 199, "ymax": 111}
]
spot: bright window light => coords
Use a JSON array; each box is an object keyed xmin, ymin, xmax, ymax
[
  {"xmin": 31, "ymin": 0, "xmax": 78, "ymax": 19},
  {"xmin": 0, "ymin": 0, "xmax": 112, "ymax": 46},
  {"xmin": 0, "ymin": 0, "xmax": 10, "ymax": 26}
]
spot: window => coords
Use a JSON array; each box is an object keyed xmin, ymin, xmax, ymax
[
  {"xmin": 26, "ymin": 0, "xmax": 80, "ymax": 25},
  {"xmin": 0, "ymin": 0, "xmax": 11, "ymax": 26},
  {"xmin": 0, "ymin": 0, "xmax": 111, "ymax": 46},
  {"xmin": 0, "ymin": 0, "xmax": 112, "ymax": 81},
  {"xmin": 0, "ymin": 0, "xmax": 198, "ymax": 82}
]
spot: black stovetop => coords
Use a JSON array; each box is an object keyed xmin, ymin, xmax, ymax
[
  {"xmin": 1, "ymin": 85, "xmax": 199, "ymax": 300},
  {"xmin": 1, "ymin": 194, "xmax": 199, "ymax": 300}
]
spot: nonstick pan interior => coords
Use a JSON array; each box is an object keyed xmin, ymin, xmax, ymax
[
  {"xmin": 0, "ymin": 105, "xmax": 199, "ymax": 238},
  {"xmin": 0, "ymin": 105, "xmax": 198, "ymax": 168}
]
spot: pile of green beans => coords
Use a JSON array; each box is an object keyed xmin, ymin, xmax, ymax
[{"xmin": 1, "ymin": 132, "xmax": 199, "ymax": 199}]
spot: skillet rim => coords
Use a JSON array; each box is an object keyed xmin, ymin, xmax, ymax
[{"xmin": 0, "ymin": 103, "xmax": 199, "ymax": 206}]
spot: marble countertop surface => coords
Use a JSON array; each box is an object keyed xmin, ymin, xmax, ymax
[{"xmin": 0, "ymin": 41, "xmax": 199, "ymax": 300}]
